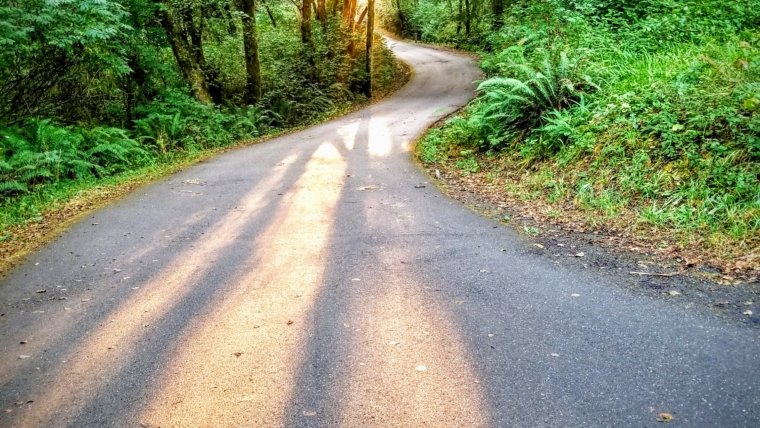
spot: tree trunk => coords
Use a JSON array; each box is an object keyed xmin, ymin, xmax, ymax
[
  {"xmin": 343, "ymin": 0, "xmax": 358, "ymax": 56},
  {"xmin": 261, "ymin": 0, "xmax": 278, "ymax": 27},
  {"xmin": 240, "ymin": 0, "xmax": 262, "ymax": 104},
  {"xmin": 464, "ymin": 0, "xmax": 471, "ymax": 34},
  {"xmin": 301, "ymin": 0, "xmax": 312, "ymax": 46},
  {"xmin": 491, "ymin": 0, "xmax": 504, "ymax": 29},
  {"xmin": 456, "ymin": 0, "xmax": 462, "ymax": 35},
  {"xmin": 342, "ymin": 0, "xmax": 356, "ymax": 27},
  {"xmin": 317, "ymin": 0, "xmax": 327, "ymax": 28},
  {"xmin": 301, "ymin": 0, "xmax": 318, "ymax": 81},
  {"xmin": 156, "ymin": 5, "xmax": 213, "ymax": 104},
  {"xmin": 356, "ymin": 6, "xmax": 368, "ymax": 27},
  {"xmin": 177, "ymin": 4, "xmax": 223, "ymax": 103},
  {"xmin": 362, "ymin": 0, "xmax": 374, "ymax": 97}
]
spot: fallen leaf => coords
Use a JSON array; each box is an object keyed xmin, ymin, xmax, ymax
[
  {"xmin": 415, "ymin": 365, "xmax": 427, "ymax": 372},
  {"xmin": 239, "ymin": 395, "xmax": 255, "ymax": 402},
  {"xmin": 19, "ymin": 340, "xmax": 27, "ymax": 345},
  {"xmin": 286, "ymin": 320, "xmax": 294, "ymax": 325},
  {"xmin": 657, "ymin": 412, "xmax": 674, "ymax": 423},
  {"xmin": 743, "ymin": 310, "xmax": 753, "ymax": 316},
  {"xmin": 550, "ymin": 353, "xmax": 560, "ymax": 357},
  {"xmin": 533, "ymin": 244, "xmax": 544, "ymax": 249},
  {"xmin": 233, "ymin": 352, "xmax": 243, "ymax": 357},
  {"xmin": 18, "ymin": 355, "xmax": 30, "ymax": 359},
  {"xmin": 571, "ymin": 293, "xmax": 580, "ymax": 297},
  {"xmin": 666, "ymin": 290, "xmax": 681, "ymax": 297},
  {"xmin": 35, "ymin": 289, "xmax": 46, "ymax": 294},
  {"xmin": 414, "ymin": 184, "xmax": 426, "ymax": 189},
  {"xmin": 574, "ymin": 252, "xmax": 585, "ymax": 257},
  {"xmin": 303, "ymin": 411, "xmax": 317, "ymax": 416}
]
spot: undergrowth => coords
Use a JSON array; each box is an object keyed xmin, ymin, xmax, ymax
[
  {"xmin": 0, "ymin": 35, "xmax": 403, "ymax": 236},
  {"xmin": 417, "ymin": 0, "xmax": 760, "ymax": 270}
]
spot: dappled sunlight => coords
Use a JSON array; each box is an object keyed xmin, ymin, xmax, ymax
[
  {"xmin": 334, "ymin": 249, "xmax": 489, "ymax": 427},
  {"xmin": 15, "ymin": 153, "xmax": 299, "ymax": 426},
  {"xmin": 368, "ymin": 115, "xmax": 394, "ymax": 158},
  {"xmin": 139, "ymin": 141, "xmax": 347, "ymax": 426},
  {"xmin": 337, "ymin": 119, "xmax": 361, "ymax": 151}
]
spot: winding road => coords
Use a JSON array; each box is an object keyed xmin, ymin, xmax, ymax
[{"xmin": 1, "ymin": 38, "xmax": 759, "ymax": 427}]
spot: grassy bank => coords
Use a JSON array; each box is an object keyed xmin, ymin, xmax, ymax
[{"xmin": 412, "ymin": 1, "xmax": 759, "ymax": 274}]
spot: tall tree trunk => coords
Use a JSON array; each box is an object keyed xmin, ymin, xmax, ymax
[
  {"xmin": 456, "ymin": 0, "xmax": 462, "ymax": 35},
  {"xmin": 301, "ymin": 0, "xmax": 312, "ymax": 46},
  {"xmin": 156, "ymin": 5, "xmax": 213, "ymax": 104},
  {"xmin": 317, "ymin": 0, "xmax": 327, "ymax": 29},
  {"xmin": 240, "ymin": 0, "xmax": 262, "ymax": 104},
  {"xmin": 343, "ymin": 0, "xmax": 358, "ymax": 56},
  {"xmin": 177, "ymin": 4, "xmax": 223, "ymax": 103},
  {"xmin": 301, "ymin": 0, "xmax": 318, "ymax": 81},
  {"xmin": 491, "ymin": 0, "xmax": 504, "ymax": 29},
  {"xmin": 362, "ymin": 0, "xmax": 374, "ymax": 97},
  {"xmin": 261, "ymin": 0, "xmax": 278, "ymax": 27},
  {"xmin": 342, "ymin": 0, "xmax": 356, "ymax": 26},
  {"xmin": 464, "ymin": 0, "xmax": 471, "ymax": 34}
]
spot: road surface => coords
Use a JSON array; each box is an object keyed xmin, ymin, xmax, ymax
[{"xmin": 1, "ymin": 38, "xmax": 758, "ymax": 427}]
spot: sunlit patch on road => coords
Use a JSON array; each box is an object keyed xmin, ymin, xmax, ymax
[
  {"xmin": 12, "ymin": 153, "xmax": 299, "ymax": 426},
  {"xmin": 139, "ymin": 141, "xmax": 347, "ymax": 426}
]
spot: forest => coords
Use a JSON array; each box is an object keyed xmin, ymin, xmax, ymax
[
  {"xmin": 0, "ymin": 0, "xmax": 400, "ymax": 237},
  {"xmin": 1, "ymin": 0, "xmax": 759, "ymax": 272}
]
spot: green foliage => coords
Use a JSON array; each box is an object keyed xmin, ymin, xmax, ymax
[
  {"xmin": 0, "ymin": 120, "xmax": 148, "ymax": 196},
  {"xmin": 0, "ymin": 1, "xmax": 404, "ymax": 227},
  {"xmin": 134, "ymin": 90, "xmax": 259, "ymax": 153},
  {"xmin": 416, "ymin": 0, "xmax": 760, "ymax": 254},
  {"xmin": 0, "ymin": 0, "xmax": 130, "ymax": 123},
  {"xmin": 476, "ymin": 47, "xmax": 597, "ymax": 151}
]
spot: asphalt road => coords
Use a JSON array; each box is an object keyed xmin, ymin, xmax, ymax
[{"xmin": 1, "ymin": 38, "xmax": 759, "ymax": 427}]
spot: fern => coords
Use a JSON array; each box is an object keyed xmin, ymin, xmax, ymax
[
  {"xmin": 0, "ymin": 180, "xmax": 28, "ymax": 196},
  {"xmin": 475, "ymin": 48, "xmax": 599, "ymax": 153}
]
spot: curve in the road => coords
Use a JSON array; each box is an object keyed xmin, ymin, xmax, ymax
[{"xmin": 0, "ymin": 38, "xmax": 759, "ymax": 427}]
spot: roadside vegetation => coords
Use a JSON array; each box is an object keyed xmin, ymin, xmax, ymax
[
  {"xmin": 391, "ymin": 0, "xmax": 759, "ymax": 273},
  {"xmin": 0, "ymin": 0, "xmax": 403, "ymax": 268}
]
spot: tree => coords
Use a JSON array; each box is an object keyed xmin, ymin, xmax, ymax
[
  {"xmin": 492, "ymin": 0, "xmax": 504, "ymax": 29},
  {"xmin": 240, "ymin": 0, "xmax": 262, "ymax": 104},
  {"xmin": 155, "ymin": 1, "xmax": 214, "ymax": 104},
  {"xmin": 362, "ymin": 0, "xmax": 374, "ymax": 96}
]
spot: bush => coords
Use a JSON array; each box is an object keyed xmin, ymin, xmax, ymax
[{"xmin": 475, "ymin": 47, "xmax": 597, "ymax": 152}]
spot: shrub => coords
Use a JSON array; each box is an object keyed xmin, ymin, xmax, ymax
[{"xmin": 476, "ymin": 47, "xmax": 597, "ymax": 151}]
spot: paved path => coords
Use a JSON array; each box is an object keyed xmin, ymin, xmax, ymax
[{"xmin": 1, "ymin": 38, "xmax": 758, "ymax": 427}]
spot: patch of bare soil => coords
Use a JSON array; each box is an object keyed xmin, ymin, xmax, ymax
[{"xmin": 419, "ymin": 156, "xmax": 760, "ymax": 326}]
